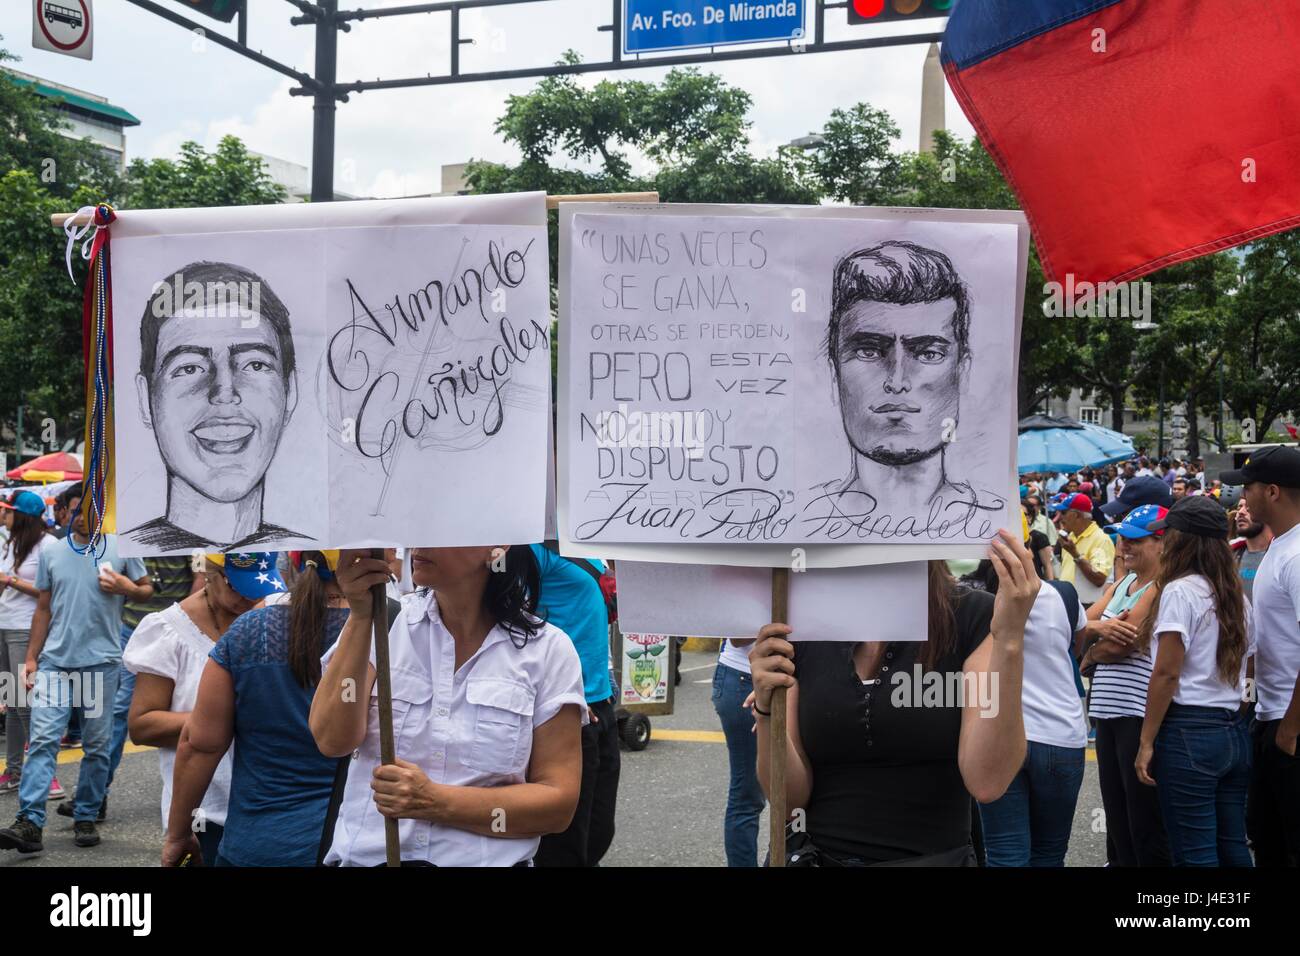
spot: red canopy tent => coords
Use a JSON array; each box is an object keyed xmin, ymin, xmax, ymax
[{"xmin": 5, "ymin": 451, "xmax": 83, "ymax": 482}]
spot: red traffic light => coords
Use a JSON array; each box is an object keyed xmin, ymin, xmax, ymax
[{"xmin": 848, "ymin": 0, "xmax": 950, "ymax": 24}]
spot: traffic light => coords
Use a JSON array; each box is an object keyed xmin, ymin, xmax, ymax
[
  {"xmin": 847, "ymin": 0, "xmax": 952, "ymax": 25},
  {"xmin": 172, "ymin": 0, "xmax": 243, "ymax": 23}
]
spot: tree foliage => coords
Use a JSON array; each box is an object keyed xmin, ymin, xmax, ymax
[{"xmin": 0, "ymin": 38, "xmax": 286, "ymax": 459}]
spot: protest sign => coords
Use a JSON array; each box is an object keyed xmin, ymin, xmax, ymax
[
  {"xmin": 615, "ymin": 559, "xmax": 928, "ymax": 642},
  {"xmin": 108, "ymin": 194, "xmax": 550, "ymax": 556},
  {"xmin": 557, "ymin": 202, "xmax": 1029, "ymax": 568}
]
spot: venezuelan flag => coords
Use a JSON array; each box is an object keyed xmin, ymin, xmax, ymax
[{"xmin": 943, "ymin": 0, "xmax": 1300, "ymax": 285}]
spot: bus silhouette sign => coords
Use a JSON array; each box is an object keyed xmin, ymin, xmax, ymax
[{"xmin": 33, "ymin": 0, "xmax": 93, "ymax": 60}]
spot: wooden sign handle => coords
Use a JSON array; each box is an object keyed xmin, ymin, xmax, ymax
[
  {"xmin": 50, "ymin": 191, "xmax": 661, "ymax": 228},
  {"xmin": 769, "ymin": 566, "xmax": 790, "ymax": 868},
  {"xmin": 368, "ymin": 547, "xmax": 399, "ymax": 868}
]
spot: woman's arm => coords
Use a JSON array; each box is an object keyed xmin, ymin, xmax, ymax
[
  {"xmin": 1135, "ymin": 632, "xmax": 1185, "ymax": 786},
  {"xmin": 309, "ymin": 550, "xmax": 385, "ymax": 757},
  {"xmin": 369, "ymin": 705, "xmax": 584, "ymax": 838},
  {"xmin": 960, "ymin": 531, "xmax": 1036, "ymax": 804},
  {"xmin": 1082, "ymin": 585, "xmax": 1156, "ymax": 666},
  {"xmin": 0, "ymin": 572, "xmax": 39, "ymax": 598},
  {"xmin": 128, "ymin": 673, "xmax": 188, "ymax": 748},
  {"xmin": 750, "ymin": 624, "xmax": 813, "ymax": 815},
  {"xmin": 1083, "ymin": 581, "xmax": 1120, "ymax": 625},
  {"xmin": 163, "ymin": 660, "xmax": 236, "ymax": 866}
]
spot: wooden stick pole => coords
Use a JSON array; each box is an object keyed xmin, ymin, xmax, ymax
[
  {"xmin": 769, "ymin": 565, "xmax": 790, "ymax": 868},
  {"xmin": 51, "ymin": 191, "xmax": 661, "ymax": 228},
  {"xmin": 368, "ymin": 547, "xmax": 400, "ymax": 868}
]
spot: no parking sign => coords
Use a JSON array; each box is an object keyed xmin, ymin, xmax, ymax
[{"xmin": 32, "ymin": 0, "xmax": 93, "ymax": 61}]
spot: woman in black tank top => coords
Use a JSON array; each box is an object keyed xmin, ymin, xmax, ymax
[{"xmin": 750, "ymin": 531, "xmax": 1038, "ymax": 866}]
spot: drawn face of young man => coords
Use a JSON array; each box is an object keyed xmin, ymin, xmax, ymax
[
  {"xmin": 136, "ymin": 305, "xmax": 297, "ymax": 504},
  {"xmin": 833, "ymin": 298, "xmax": 967, "ymax": 467}
]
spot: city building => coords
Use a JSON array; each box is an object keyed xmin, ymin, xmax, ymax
[
  {"xmin": 248, "ymin": 151, "xmax": 362, "ymax": 202},
  {"xmin": 435, "ymin": 162, "xmax": 469, "ymax": 197},
  {"xmin": 3, "ymin": 67, "xmax": 140, "ymax": 171}
]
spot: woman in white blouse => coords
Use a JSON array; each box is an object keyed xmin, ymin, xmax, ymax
[
  {"xmin": 124, "ymin": 552, "xmax": 284, "ymax": 860},
  {"xmin": 310, "ymin": 546, "xmax": 586, "ymax": 867},
  {"xmin": 1135, "ymin": 497, "xmax": 1254, "ymax": 866}
]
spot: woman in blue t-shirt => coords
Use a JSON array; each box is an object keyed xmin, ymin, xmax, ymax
[{"xmin": 163, "ymin": 551, "xmax": 349, "ymax": 866}]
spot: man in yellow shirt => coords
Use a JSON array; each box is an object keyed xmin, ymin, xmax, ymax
[{"xmin": 1052, "ymin": 492, "xmax": 1115, "ymax": 606}]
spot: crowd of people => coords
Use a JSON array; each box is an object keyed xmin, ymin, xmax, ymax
[
  {"xmin": 0, "ymin": 492, "xmax": 620, "ymax": 865},
  {"xmin": 717, "ymin": 449, "xmax": 1300, "ymax": 868},
  {"xmin": 0, "ymin": 447, "xmax": 1296, "ymax": 868}
]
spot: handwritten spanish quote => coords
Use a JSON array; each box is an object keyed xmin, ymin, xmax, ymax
[{"xmin": 562, "ymin": 213, "xmax": 1021, "ymax": 547}]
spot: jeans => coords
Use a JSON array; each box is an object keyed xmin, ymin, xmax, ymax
[
  {"xmin": 18, "ymin": 662, "xmax": 119, "ymax": 828},
  {"xmin": 978, "ymin": 740, "xmax": 1084, "ymax": 867},
  {"xmin": 1246, "ymin": 718, "xmax": 1300, "ymax": 867},
  {"xmin": 106, "ymin": 621, "xmax": 138, "ymax": 788},
  {"xmin": 1095, "ymin": 716, "xmax": 1170, "ymax": 866},
  {"xmin": 534, "ymin": 697, "xmax": 621, "ymax": 866},
  {"xmin": 1153, "ymin": 703, "xmax": 1253, "ymax": 867},
  {"xmin": 0, "ymin": 629, "xmax": 32, "ymax": 778},
  {"xmin": 712, "ymin": 663, "xmax": 766, "ymax": 867}
]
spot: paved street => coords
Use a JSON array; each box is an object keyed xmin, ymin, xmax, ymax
[{"xmin": 1, "ymin": 649, "xmax": 1109, "ymax": 868}]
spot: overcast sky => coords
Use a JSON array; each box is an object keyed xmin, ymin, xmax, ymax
[{"xmin": 3, "ymin": 0, "xmax": 975, "ymax": 198}]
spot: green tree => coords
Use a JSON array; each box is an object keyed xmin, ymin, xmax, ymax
[
  {"xmin": 899, "ymin": 131, "xmax": 1076, "ymax": 418},
  {"xmin": 1222, "ymin": 232, "xmax": 1300, "ymax": 439},
  {"xmin": 466, "ymin": 58, "xmax": 814, "ymax": 288},
  {"xmin": 1132, "ymin": 255, "xmax": 1237, "ymax": 458},
  {"xmin": 123, "ymin": 136, "xmax": 286, "ymax": 208},
  {"xmin": 804, "ymin": 103, "xmax": 905, "ymax": 206},
  {"xmin": 1, "ymin": 35, "xmax": 287, "ymax": 462},
  {"xmin": 0, "ymin": 41, "xmax": 122, "ymax": 455}
]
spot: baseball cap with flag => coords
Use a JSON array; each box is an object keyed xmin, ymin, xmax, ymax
[
  {"xmin": 206, "ymin": 553, "xmax": 286, "ymax": 600},
  {"xmin": 1104, "ymin": 504, "xmax": 1168, "ymax": 539}
]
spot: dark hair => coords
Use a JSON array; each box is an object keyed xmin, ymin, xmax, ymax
[
  {"xmin": 489, "ymin": 545, "xmax": 543, "ymax": 646},
  {"xmin": 287, "ymin": 551, "xmax": 330, "ymax": 690},
  {"xmin": 139, "ymin": 260, "xmax": 296, "ymax": 384},
  {"xmin": 4, "ymin": 511, "xmax": 47, "ymax": 574},
  {"xmin": 54, "ymin": 487, "xmax": 80, "ymax": 512},
  {"xmin": 1137, "ymin": 528, "xmax": 1248, "ymax": 683},
  {"xmin": 960, "ymin": 558, "xmax": 1000, "ymax": 597},
  {"xmin": 923, "ymin": 560, "xmax": 960, "ymax": 670},
  {"xmin": 826, "ymin": 241, "xmax": 971, "ymax": 376}
]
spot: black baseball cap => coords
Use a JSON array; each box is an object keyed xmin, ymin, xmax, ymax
[
  {"xmin": 1220, "ymin": 445, "xmax": 1300, "ymax": 489},
  {"xmin": 1148, "ymin": 495, "xmax": 1228, "ymax": 538},
  {"xmin": 1100, "ymin": 474, "xmax": 1173, "ymax": 518}
]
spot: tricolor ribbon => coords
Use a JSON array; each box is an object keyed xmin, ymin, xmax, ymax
[{"xmin": 64, "ymin": 204, "xmax": 117, "ymax": 559}]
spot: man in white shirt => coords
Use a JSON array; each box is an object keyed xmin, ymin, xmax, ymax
[{"xmin": 1223, "ymin": 446, "xmax": 1300, "ymax": 866}]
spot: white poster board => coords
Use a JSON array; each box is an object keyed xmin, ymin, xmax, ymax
[
  {"xmin": 616, "ymin": 559, "xmax": 929, "ymax": 642},
  {"xmin": 109, "ymin": 193, "xmax": 550, "ymax": 556},
  {"xmin": 557, "ymin": 203, "xmax": 1029, "ymax": 569}
]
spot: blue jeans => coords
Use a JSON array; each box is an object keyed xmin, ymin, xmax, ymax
[
  {"xmin": 1153, "ymin": 703, "xmax": 1253, "ymax": 867},
  {"xmin": 106, "ymin": 622, "xmax": 137, "ymax": 788},
  {"xmin": 712, "ymin": 663, "xmax": 766, "ymax": 867},
  {"xmin": 18, "ymin": 662, "xmax": 119, "ymax": 828},
  {"xmin": 978, "ymin": 740, "xmax": 1085, "ymax": 867}
]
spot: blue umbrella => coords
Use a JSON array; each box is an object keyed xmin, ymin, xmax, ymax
[{"xmin": 1017, "ymin": 414, "xmax": 1135, "ymax": 474}]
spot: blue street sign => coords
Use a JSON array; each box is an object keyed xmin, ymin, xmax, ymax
[{"xmin": 623, "ymin": 0, "xmax": 805, "ymax": 54}]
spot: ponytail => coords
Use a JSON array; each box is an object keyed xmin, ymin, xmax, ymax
[{"xmin": 288, "ymin": 552, "xmax": 329, "ymax": 689}]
